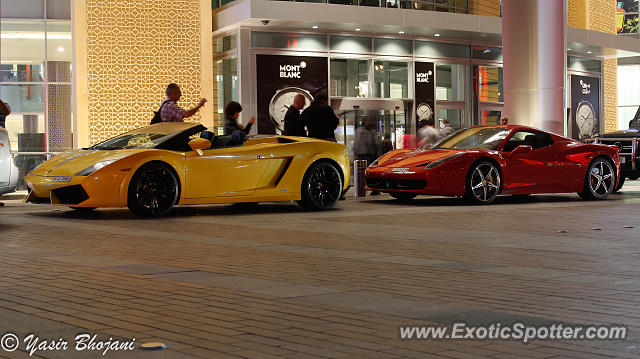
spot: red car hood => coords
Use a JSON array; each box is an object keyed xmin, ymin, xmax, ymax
[{"xmin": 378, "ymin": 148, "xmax": 463, "ymax": 168}]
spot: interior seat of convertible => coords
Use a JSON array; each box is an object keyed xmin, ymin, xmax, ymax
[{"xmin": 199, "ymin": 131, "xmax": 235, "ymax": 149}]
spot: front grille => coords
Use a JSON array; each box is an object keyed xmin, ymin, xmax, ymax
[
  {"xmin": 52, "ymin": 185, "xmax": 89, "ymax": 205},
  {"xmin": 366, "ymin": 177, "xmax": 427, "ymax": 190},
  {"xmin": 599, "ymin": 140, "xmax": 634, "ymax": 154}
]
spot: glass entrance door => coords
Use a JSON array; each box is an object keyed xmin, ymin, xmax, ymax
[
  {"xmin": 435, "ymin": 102, "xmax": 465, "ymax": 131},
  {"xmin": 332, "ymin": 99, "xmax": 413, "ymax": 184},
  {"xmin": 478, "ymin": 104, "xmax": 504, "ymax": 125}
]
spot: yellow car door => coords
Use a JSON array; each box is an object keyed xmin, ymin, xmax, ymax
[{"xmin": 184, "ymin": 144, "xmax": 270, "ymax": 198}]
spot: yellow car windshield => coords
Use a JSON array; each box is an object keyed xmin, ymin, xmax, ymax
[{"xmin": 90, "ymin": 122, "xmax": 200, "ymax": 150}]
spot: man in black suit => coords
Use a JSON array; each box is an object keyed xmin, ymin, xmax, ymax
[
  {"xmin": 301, "ymin": 93, "xmax": 339, "ymax": 142},
  {"xmin": 283, "ymin": 94, "xmax": 306, "ymax": 136}
]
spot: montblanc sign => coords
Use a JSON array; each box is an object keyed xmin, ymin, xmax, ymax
[
  {"xmin": 416, "ymin": 70, "xmax": 433, "ymax": 83},
  {"xmin": 280, "ymin": 61, "xmax": 307, "ymax": 78}
]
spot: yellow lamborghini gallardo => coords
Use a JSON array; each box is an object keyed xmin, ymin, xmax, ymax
[{"xmin": 25, "ymin": 122, "xmax": 350, "ymax": 216}]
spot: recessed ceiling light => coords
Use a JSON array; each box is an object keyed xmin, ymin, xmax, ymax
[
  {"xmin": 587, "ymin": 50, "xmax": 592, "ymax": 54},
  {"xmin": 355, "ymin": 28, "xmax": 361, "ymax": 31},
  {"xmin": 567, "ymin": 48, "xmax": 571, "ymax": 51},
  {"xmin": 57, "ymin": 46, "xmax": 64, "ymax": 52},
  {"xmin": 312, "ymin": 25, "xmax": 318, "ymax": 29},
  {"xmin": 434, "ymin": 33, "xmax": 440, "ymax": 37},
  {"xmin": 398, "ymin": 31, "xmax": 404, "ymax": 34}
]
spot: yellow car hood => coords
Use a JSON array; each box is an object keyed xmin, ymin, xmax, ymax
[{"xmin": 31, "ymin": 149, "xmax": 142, "ymax": 176}]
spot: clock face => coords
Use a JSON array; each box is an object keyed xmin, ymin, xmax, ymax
[
  {"xmin": 269, "ymin": 87, "xmax": 313, "ymax": 134},
  {"xmin": 416, "ymin": 103, "xmax": 433, "ymax": 121},
  {"xmin": 576, "ymin": 101, "xmax": 596, "ymax": 137}
]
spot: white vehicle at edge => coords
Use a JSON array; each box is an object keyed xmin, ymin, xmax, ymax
[{"xmin": 0, "ymin": 127, "xmax": 19, "ymax": 195}]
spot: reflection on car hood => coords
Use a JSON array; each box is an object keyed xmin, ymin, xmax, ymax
[
  {"xmin": 379, "ymin": 148, "xmax": 463, "ymax": 167},
  {"xmin": 30, "ymin": 149, "xmax": 139, "ymax": 176}
]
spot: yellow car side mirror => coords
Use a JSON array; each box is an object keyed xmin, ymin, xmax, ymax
[{"xmin": 188, "ymin": 138, "xmax": 211, "ymax": 152}]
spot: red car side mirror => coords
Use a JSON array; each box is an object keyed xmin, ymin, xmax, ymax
[{"xmin": 511, "ymin": 145, "xmax": 533, "ymax": 155}]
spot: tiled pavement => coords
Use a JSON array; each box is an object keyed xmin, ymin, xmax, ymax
[{"xmin": 2, "ymin": 184, "xmax": 640, "ymax": 358}]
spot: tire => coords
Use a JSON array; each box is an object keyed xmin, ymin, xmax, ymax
[
  {"xmin": 69, "ymin": 207, "xmax": 96, "ymax": 212},
  {"xmin": 389, "ymin": 192, "xmax": 417, "ymax": 201},
  {"xmin": 297, "ymin": 161, "xmax": 343, "ymax": 210},
  {"xmin": 578, "ymin": 157, "xmax": 615, "ymax": 200},
  {"xmin": 613, "ymin": 176, "xmax": 625, "ymax": 193},
  {"xmin": 464, "ymin": 161, "xmax": 501, "ymax": 204},
  {"xmin": 127, "ymin": 162, "xmax": 179, "ymax": 217}
]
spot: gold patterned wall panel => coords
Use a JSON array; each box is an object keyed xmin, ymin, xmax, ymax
[
  {"xmin": 468, "ymin": 0, "xmax": 500, "ymax": 17},
  {"xmin": 47, "ymin": 61, "xmax": 73, "ymax": 152},
  {"xmin": 567, "ymin": 0, "xmax": 587, "ymax": 28},
  {"xmin": 587, "ymin": 0, "xmax": 617, "ymax": 132},
  {"xmin": 603, "ymin": 58, "xmax": 618, "ymax": 132},
  {"xmin": 587, "ymin": 0, "xmax": 616, "ymax": 34},
  {"xmin": 84, "ymin": 0, "xmax": 204, "ymax": 145}
]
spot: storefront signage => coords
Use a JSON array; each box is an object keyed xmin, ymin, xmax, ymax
[
  {"xmin": 414, "ymin": 62, "xmax": 436, "ymax": 128},
  {"xmin": 279, "ymin": 62, "xmax": 306, "ymax": 78},
  {"xmin": 570, "ymin": 75, "xmax": 600, "ymax": 140},
  {"xmin": 256, "ymin": 55, "xmax": 328, "ymax": 134}
]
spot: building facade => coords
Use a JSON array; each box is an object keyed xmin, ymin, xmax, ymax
[{"xmin": 1, "ymin": 0, "xmax": 639, "ymax": 187}]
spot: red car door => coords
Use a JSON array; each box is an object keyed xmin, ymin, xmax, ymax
[{"xmin": 500, "ymin": 130, "xmax": 563, "ymax": 194}]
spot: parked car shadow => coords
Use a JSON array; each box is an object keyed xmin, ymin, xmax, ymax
[
  {"xmin": 367, "ymin": 193, "xmax": 627, "ymax": 207},
  {"xmin": 27, "ymin": 201, "xmax": 337, "ymax": 220}
]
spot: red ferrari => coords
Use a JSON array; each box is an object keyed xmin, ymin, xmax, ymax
[{"xmin": 365, "ymin": 125, "xmax": 620, "ymax": 204}]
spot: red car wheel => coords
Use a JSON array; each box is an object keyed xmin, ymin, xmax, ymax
[{"xmin": 464, "ymin": 161, "xmax": 501, "ymax": 204}]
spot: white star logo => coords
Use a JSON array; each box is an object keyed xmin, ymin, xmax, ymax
[{"xmin": 300, "ymin": 61, "xmax": 307, "ymax": 68}]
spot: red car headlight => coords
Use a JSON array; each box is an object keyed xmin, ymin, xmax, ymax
[{"xmin": 423, "ymin": 153, "xmax": 464, "ymax": 169}]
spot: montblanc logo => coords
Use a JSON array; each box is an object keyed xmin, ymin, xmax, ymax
[
  {"xmin": 280, "ymin": 61, "xmax": 307, "ymax": 78},
  {"xmin": 416, "ymin": 70, "xmax": 433, "ymax": 83},
  {"xmin": 579, "ymin": 79, "xmax": 591, "ymax": 95}
]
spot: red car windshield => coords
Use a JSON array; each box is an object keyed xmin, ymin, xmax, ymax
[{"xmin": 430, "ymin": 127, "xmax": 510, "ymax": 150}]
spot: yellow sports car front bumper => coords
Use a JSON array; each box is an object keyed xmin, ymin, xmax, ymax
[{"xmin": 25, "ymin": 172, "xmax": 130, "ymax": 208}]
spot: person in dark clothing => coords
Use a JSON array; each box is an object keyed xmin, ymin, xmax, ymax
[
  {"xmin": 283, "ymin": 94, "xmax": 306, "ymax": 136},
  {"xmin": 224, "ymin": 101, "xmax": 255, "ymax": 145},
  {"xmin": 0, "ymin": 99, "xmax": 10, "ymax": 128},
  {"xmin": 301, "ymin": 93, "xmax": 339, "ymax": 142}
]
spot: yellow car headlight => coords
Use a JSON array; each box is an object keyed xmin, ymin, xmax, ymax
[{"xmin": 75, "ymin": 160, "xmax": 116, "ymax": 176}]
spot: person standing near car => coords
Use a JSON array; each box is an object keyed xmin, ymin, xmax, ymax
[
  {"xmin": 283, "ymin": 94, "xmax": 306, "ymax": 136},
  {"xmin": 0, "ymin": 98, "xmax": 10, "ymax": 207},
  {"xmin": 440, "ymin": 118, "xmax": 455, "ymax": 138},
  {"xmin": 0, "ymin": 99, "xmax": 10, "ymax": 128},
  {"xmin": 354, "ymin": 122, "xmax": 377, "ymax": 165},
  {"xmin": 301, "ymin": 93, "xmax": 339, "ymax": 142},
  {"xmin": 224, "ymin": 101, "xmax": 255, "ymax": 145},
  {"xmin": 160, "ymin": 83, "xmax": 207, "ymax": 122},
  {"xmin": 417, "ymin": 118, "xmax": 440, "ymax": 147}
]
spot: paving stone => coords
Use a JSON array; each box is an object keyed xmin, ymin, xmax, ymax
[{"xmin": 3, "ymin": 190, "xmax": 640, "ymax": 358}]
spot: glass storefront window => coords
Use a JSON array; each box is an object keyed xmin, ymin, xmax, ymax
[
  {"xmin": 252, "ymin": 32, "xmax": 328, "ymax": 51},
  {"xmin": 1, "ymin": 0, "xmax": 45, "ymax": 18},
  {"xmin": 215, "ymin": 57, "xmax": 238, "ymax": 131},
  {"xmin": 476, "ymin": 66, "xmax": 503, "ymax": 102},
  {"xmin": 215, "ymin": 33, "xmax": 237, "ymax": 53},
  {"xmin": 374, "ymin": 61, "xmax": 409, "ymax": 98},
  {"xmin": 330, "ymin": 59, "xmax": 370, "ymax": 97},
  {"xmin": 413, "ymin": 0, "xmax": 468, "ymax": 13},
  {"xmin": 374, "ymin": 38, "xmax": 411, "ymax": 55},
  {"xmin": 330, "ymin": 36, "xmax": 371, "ymax": 53},
  {"xmin": 436, "ymin": 63, "xmax": 465, "ymax": 101},
  {"xmin": 472, "ymin": 46, "xmax": 503, "ymax": 61},
  {"xmin": 618, "ymin": 64, "xmax": 640, "ymax": 130},
  {"xmin": 1, "ymin": 6, "xmax": 73, "ymax": 188},
  {"xmin": 568, "ymin": 56, "xmax": 601, "ymax": 73},
  {"xmin": 617, "ymin": 0, "xmax": 639, "ymax": 36},
  {"xmin": 414, "ymin": 40, "xmax": 470, "ymax": 58}
]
